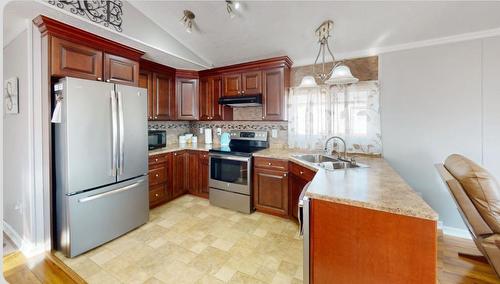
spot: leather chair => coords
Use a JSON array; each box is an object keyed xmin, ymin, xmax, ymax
[{"xmin": 436, "ymin": 154, "xmax": 500, "ymax": 277}]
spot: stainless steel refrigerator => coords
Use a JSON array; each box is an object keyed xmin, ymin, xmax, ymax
[{"xmin": 53, "ymin": 77, "xmax": 149, "ymax": 257}]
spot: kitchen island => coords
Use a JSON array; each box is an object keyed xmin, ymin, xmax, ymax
[{"xmin": 254, "ymin": 148, "xmax": 438, "ymax": 283}]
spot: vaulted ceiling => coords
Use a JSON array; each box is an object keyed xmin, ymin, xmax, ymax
[{"xmin": 130, "ymin": 1, "xmax": 500, "ymax": 67}]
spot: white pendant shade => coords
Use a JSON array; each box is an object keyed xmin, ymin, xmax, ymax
[
  {"xmin": 298, "ymin": 75, "xmax": 318, "ymax": 88},
  {"xmin": 325, "ymin": 64, "xmax": 359, "ymax": 85}
]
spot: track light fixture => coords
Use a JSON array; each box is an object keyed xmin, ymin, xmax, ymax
[
  {"xmin": 180, "ymin": 10, "xmax": 195, "ymax": 33},
  {"xmin": 226, "ymin": 0, "xmax": 241, "ymax": 18}
]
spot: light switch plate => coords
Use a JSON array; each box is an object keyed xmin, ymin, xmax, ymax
[
  {"xmin": 216, "ymin": 128, "xmax": 222, "ymax": 136},
  {"xmin": 271, "ymin": 129, "xmax": 278, "ymax": 138}
]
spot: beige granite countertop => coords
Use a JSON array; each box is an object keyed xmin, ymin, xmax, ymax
[
  {"xmin": 254, "ymin": 148, "xmax": 438, "ymax": 221},
  {"xmin": 148, "ymin": 144, "xmax": 213, "ymax": 156}
]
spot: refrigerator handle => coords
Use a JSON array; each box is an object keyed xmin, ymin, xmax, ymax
[
  {"xmin": 110, "ymin": 90, "xmax": 118, "ymax": 177},
  {"xmin": 117, "ymin": 91, "xmax": 125, "ymax": 175}
]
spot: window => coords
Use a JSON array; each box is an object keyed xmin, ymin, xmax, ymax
[{"xmin": 288, "ymin": 81, "xmax": 381, "ymax": 154}]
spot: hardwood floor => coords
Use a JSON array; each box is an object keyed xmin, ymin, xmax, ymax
[
  {"xmin": 438, "ymin": 233, "xmax": 499, "ymax": 283},
  {"xmin": 3, "ymin": 230, "xmax": 499, "ymax": 283},
  {"xmin": 3, "ymin": 251, "xmax": 85, "ymax": 284}
]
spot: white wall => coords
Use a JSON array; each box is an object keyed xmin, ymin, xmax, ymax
[
  {"xmin": 3, "ymin": 28, "xmax": 33, "ymax": 247},
  {"xmin": 380, "ymin": 36, "xmax": 500, "ymax": 233}
]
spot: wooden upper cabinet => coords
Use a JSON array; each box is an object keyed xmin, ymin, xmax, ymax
[
  {"xmin": 262, "ymin": 67, "xmax": 286, "ymax": 121},
  {"xmin": 177, "ymin": 78, "xmax": 199, "ymax": 120},
  {"xmin": 199, "ymin": 77, "xmax": 211, "ymax": 121},
  {"xmin": 223, "ymin": 74, "xmax": 241, "ymax": 96},
  {"xmin": 51, "ymin": 36, "xmax": 103, "ymax": 81},
  {"xmin": 241, "ymin": 71, "xmax": 262, "ymax": 95},
  {"xmin": 139, "ymin": 70, "xmax": 154, "ymax": 120},
  {"xmin": 104, "ymin": 53, "xmax": 139, "ymax": 86},
  {"xmin": 154, "ymin": 72, "xmax": 176, "ymax": 120},
  {"xmin": 199, "ymin": 76, "xmax": 231, "ymax": 121},
  {"xmin": 254, "ymin": 167, "xmax": 289, "ymax": 217}
]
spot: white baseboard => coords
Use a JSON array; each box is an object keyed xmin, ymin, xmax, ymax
[
  {"xmin": 3, "ymin": 220, "xmax": 45, "ymax": 257},
  {"xmin": 442, "ymin": 225, "xmax": 472, "ymax": 240}
]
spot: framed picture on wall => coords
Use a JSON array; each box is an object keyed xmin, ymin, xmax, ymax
[{"xmin": 4, "ymin": 77, "xmax": 19, "ymax": 114}]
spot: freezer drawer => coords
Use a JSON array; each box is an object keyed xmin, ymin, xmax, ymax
[{"xmin": 58, "ymin": 177, "xmax": 149, "ymax": 257}]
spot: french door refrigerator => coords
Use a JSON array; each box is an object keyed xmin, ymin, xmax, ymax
[{"xmin": 53, "ymin": 77, "xmax": 149, "ymax": 257}]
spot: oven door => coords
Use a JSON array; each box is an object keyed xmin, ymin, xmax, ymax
[{"xmin": 209, "ymin": 153, "xmax": 251, "ymax": 195}]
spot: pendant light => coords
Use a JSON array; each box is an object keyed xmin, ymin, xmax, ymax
[
  {"xmin": 325, "ymin": 62, "xmax": 359, "ymax": 85},
  {"xmin": 301, "ymin": 20, "xmax": 358, "ymax": 86}
]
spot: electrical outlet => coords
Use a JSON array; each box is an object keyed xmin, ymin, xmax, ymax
[
  {"xmin": 271, "ymin": 129, "xmax": 278, "ymax": 138},
  {"xmin": 199, "ymin": 127, "xmax": 204, "ymax": 134},
  {"xmin": 216, "ymin": 128, "xmax": 222, "ymax": 135}
]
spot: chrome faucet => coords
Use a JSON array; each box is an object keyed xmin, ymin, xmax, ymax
[{"xmin": 324, "ymin": 136, "xmax": 347, "ymax": 160}]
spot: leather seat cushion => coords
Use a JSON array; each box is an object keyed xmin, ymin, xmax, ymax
[{"xmin": 445, "ymin": 154, "xmax": 500, "ymax": 234}]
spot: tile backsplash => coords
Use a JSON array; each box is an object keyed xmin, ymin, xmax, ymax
[
  {"xmin": 149, "ymin": 120, "xmax": 288, "ymax": 148},
  {"xmin": 191, "ymin": 121, "xmax": 288, "ymax": 148},
  {"xmin": 148, "ymin": 121, "xmax": 191, "ymax": 145}
]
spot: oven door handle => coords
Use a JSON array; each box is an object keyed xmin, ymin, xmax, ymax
[{"xmin": 209, "ymin": 154, "xmax": 251, "ymax": 162}]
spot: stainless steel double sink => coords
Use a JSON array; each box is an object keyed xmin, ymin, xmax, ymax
[{"xmin": 292, "ymin": 154, "xmax": 368, "ymax": 170}]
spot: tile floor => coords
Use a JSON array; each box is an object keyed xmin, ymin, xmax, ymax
[{"xmin": 55, "ymin": 195, "xmax": 304, "ymax": 284}]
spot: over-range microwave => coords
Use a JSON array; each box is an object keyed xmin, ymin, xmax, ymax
[{"xmin": 148, "ymin": 130, "xmax": 166, "ymax": 150}]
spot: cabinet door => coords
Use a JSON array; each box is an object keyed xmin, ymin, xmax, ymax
[
  {"xmin": 172, "ymin": 151, "xmax": 187, "ymax": 198},
  {"xmin": 222, "ymin": 74, "xmax": 241, "ymax": 96},
  {"xmin": 199, "ymin": 77, "xmax": 212, "ymax": 121},
  {"xmin": 199, "ymin": 152, "xmax": 209, "ymax": 198},
  {"xmin": 139, "ymin": 70, "xmax": 154, "ymax": 120},
  {"xmin": 188, "ymin": 151, "xmax": 199, "ymax": 195},
  {"xmin": 153, "ymin": 72, "xmax": 176, "ymax": 120},
  {"xmin": 211, "ymin": 77, "xmax": 232, "ymax": 121},
  {"xmin": 289, "ymin": 174, "xmax": 309, "ymax": 220},
  {"xmin": 242, "ymin": 71, "xmax": 262, "ymax": 95},
  {"xmin": 103, "ymin": 53, "xmax": 139, "ymax": 86},
  {"xmin": 51, "ymin": 36, "xmax": 103, "ymax": 81},
  {"xmin": 177, "ymin": 78, "xmax": 199, "ymax": 120},
  {"xmin": 262, "ymin": 68, "xmax": 286, "ymax": 121},
  {"xmin": 253, "ymin": 168, "xmax": 288, "ymax": 217}
]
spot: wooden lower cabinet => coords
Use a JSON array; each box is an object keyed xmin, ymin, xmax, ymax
[
  {"xmin": 172, "ymin": 151, "xmax": 188, "ymax": 198},
  {"xmin": 199, "ymin": 152, "xmax": 209, "ymax": 198},
  {"xmin": 310, "ymin": 199, "xmax": 437, "ymax": 283},
  {"xmin": 289, "ymin": 162, "xmax": 316, "ymax": 220},
  {"xmin": 253, "ymin": 165, "xmax": 289, "ymax": 217},
  {"xmin": 148, "ymin": 153, "xmax": 172, "ymax": 208},
  {"xmin": 148, "ymin": 150, "xmax": 211, "ymax": 208},
  {"xmin": 187, "ymin": 151, "xmax": 199, "ymax": 195}
]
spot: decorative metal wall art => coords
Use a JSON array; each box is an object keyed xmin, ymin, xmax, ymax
[{"xmin": 48, "ymin": 0, "xmax": 123, "ymax": 32}]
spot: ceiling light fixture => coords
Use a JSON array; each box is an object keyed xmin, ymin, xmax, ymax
[
  {"xmin": 300, "ymin": 20, "xmax": 358, "ymax": 87},
  {"xmin": 226, "ymin": 0, "xmax": 241, "ymax": 18},
  {"xmin": 180, "ymin": 10, "xmax": 195, "ymax": 33}
]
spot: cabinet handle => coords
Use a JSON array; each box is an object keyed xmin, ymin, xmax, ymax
[
  {"xmin": 242, "ymin": 90, "xmax": 245, "ymax": 94},
  {"xmin": 154, "ymin": 116, "xmax": 158, "ymax": 119},
  {"xmin": 149, "ymin": 116, "xmax": 153, "ymax": 119},
  {"xmin": 155, "ymin": 193, "xmax": 159, "ymax": 197},
  {"xmin": 262, "ymin": 116, "xmax": 265, "ymax": 119},
  {"xmin": 268, "ymin": 162, "xmax": 272, "ymax": 166},
  {"xmin": 106, "ymin": 79, "xmax": 111, "ymax": 82},
  {"xmin": 300, "ymin": 171, "xmax": 304, "ymax": 175},
  {"xmin": 237, "ymin": 91, "xmax": 241, "ymax": 95},
  {"xmin": 155, "ymin": 158, "xmax": 159, "ymax": 162},
  {"xmin": 97, "ymin": 77, "xmax": 102, "ymax": 81},
  {"xmin": 155, "ymin": 174, "xmax": 159, "ymax": 177},
  {"xmin": 284, "ymin": 173, "xmax": 287, "ymax": 177},
  {"xmin": 174, "ymin": 153, "xmax": 177, "ymax": 156}
]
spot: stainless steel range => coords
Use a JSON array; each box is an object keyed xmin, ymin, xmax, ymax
[{"xmin": 208, "ymin": 130, "xmax": 268, "ymax": 213}]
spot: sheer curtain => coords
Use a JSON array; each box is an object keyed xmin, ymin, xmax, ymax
[{"xmin": 288, "ymin": 81, "xmax": 381, "ymax": 154}]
